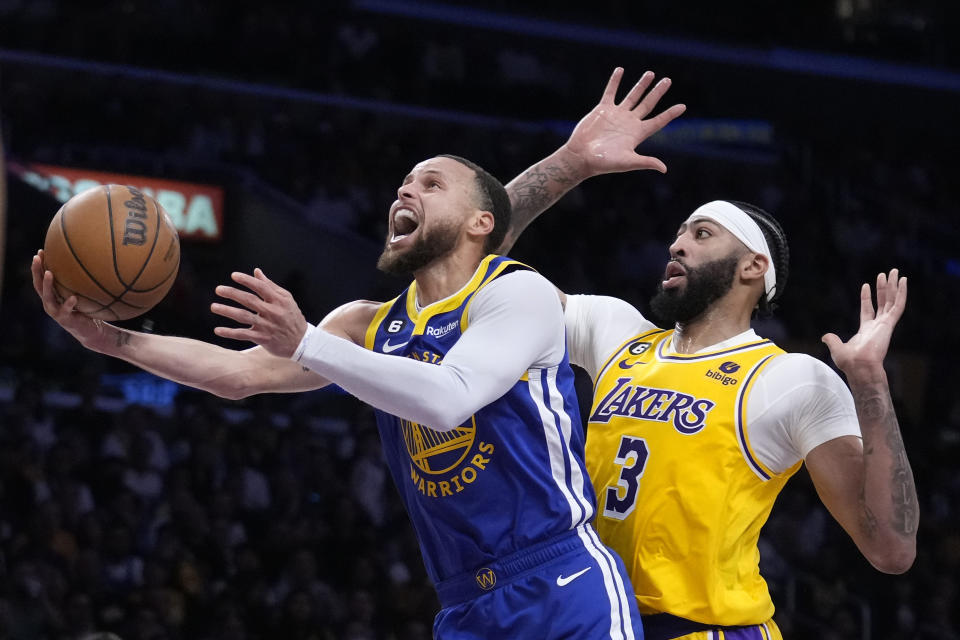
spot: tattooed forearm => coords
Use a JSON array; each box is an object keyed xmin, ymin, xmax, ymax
[
  {"xmin": 858, "ymin": 491, "xmax": 879, "ymax": 538},
  {"xmin": 854, "ymin": 387, "xmax": 919, "ymax": 537},
  {"xmin": 888, "ymin": 422, "xmax": 918, "ymax": 535},
  {"xmin": 500, "ymin": 156, "xmax": 584, "ymax": 253},
  {"xmin": 115, "ymin": 330, "xmax": 132, "ymax": 348},
  {"xmin": 509, "ymin": 160, "xmax": 579, "ymax": 216}
]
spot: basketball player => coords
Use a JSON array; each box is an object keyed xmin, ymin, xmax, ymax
[
  {"xmin": 496, "ymin": 68, "xmax": 918, "ymax": 640},
  {"xmin": 32, "ymin": 105, "xmax": 679, "ymax": 635}
]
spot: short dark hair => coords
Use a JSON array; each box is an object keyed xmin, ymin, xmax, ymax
[
  {"xmin": 728, "ymin": 201, "xmax": 789, "ymax": 316},
  {"xmin": 438, "ymin": 154, "xmax": 512, "ymax": 254}
]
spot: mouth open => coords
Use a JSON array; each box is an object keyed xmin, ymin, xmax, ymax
[
  {"xmin": 662, "ymin": 260, "xmax": 687, "ymax": 287},
  {"xmin": 391, "ymin": 208, "xmax": 420, "ymax": 244}
]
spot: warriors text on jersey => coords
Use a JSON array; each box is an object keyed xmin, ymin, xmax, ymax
[
  {"xmin": 365, "ymin": 255, "xmax": 597, "ymax": 583},
  {"xmin": 587, "ymin": 328, "xmax": 800, "ymax": 625}
]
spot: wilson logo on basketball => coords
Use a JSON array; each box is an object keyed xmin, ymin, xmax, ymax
[{"xmin": 122, "ymin": 187, "xmax": 149, "ymax": 246}]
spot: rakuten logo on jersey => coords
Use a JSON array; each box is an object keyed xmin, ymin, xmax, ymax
[{"xmin": 425, "ymin": 320, "xmax": 459, "ymax": 338}]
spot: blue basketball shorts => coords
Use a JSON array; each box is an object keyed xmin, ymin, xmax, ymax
[{"xmin": 433, "ymin": 524, "xmax": 644, "ymax": 639}]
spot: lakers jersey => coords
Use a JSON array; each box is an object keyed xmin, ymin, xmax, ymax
[
  {"xmin": 365, "ymin": 255, "xmax": 595, "ymax": 583},
  {"xmin": 587, "ymin": 329, "xmax": 799, "ymax": 626}
]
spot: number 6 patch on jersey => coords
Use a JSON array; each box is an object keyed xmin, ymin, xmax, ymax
[{"xmin": 602, "ymin": 435, "xmax": 649, "ymax": 520}]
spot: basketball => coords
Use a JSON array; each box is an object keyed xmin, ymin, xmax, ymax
[{"xmin": 42, "ymin": 184, "xmax": 181, "ymax": 321}]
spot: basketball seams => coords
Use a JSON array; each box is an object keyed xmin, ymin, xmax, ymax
[
  {"xmin": 54, "ymin": 279, "xmax": 126, "ymax": 321},
  {"xmin": 109, "ymin": 186, "xmax": 163, "ymax": 295},
  {"xmin": 106, "ymin": 184, "xmax": 126, "ymax": 287},
  {"xmin": 122, "ymin": 189, "xmax": 163, "ymax": 291},
  {"xmin": 59, "ymin": 201, "xmax": 122, "ymax": 301}
]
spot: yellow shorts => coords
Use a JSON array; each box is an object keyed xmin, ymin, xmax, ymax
[{"xmin": 668, "ymin": 618, "xmax": 783, "ymax": 640}]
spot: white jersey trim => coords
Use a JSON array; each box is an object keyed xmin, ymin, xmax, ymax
[{"xmin": 527, "ymin": 366, "xmax": 592, "ymax": 528}]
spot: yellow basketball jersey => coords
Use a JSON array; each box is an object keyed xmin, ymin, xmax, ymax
[{"xmin": 586, "ymin": 329, "xmax": 800, "ymax": 626}]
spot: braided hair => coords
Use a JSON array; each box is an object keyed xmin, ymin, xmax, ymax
[{"xmin": 728, "ymin": 201, "xmax": 789, "ymax": 316}]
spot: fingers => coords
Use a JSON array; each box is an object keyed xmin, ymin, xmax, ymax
[
  {"xmin": 647, "ymin": 103, "xmax": 687, "ymax": 131},
  {"xmin": 894, "ymin": 272, "xmax": 908, "ymax": 313},
  {"xmin": 216, "ymin": 284, "xmax": 267, "ymax": 314},
  {"xmin": 619, "ymin": 71, "xmax": 655, "ymax": 110},
  {"xmin": 213, "ymin": 325, "xmax": 261, "ymax": 343},
  {"xmin": 821, "ymin": 332, "xmax": 843, "ymax": 352},
  {"xmin": 881, "ymin": 268, "xmax": 907, "ymax": 320},
  {"xmin": 600, "ymin": 67, "xmax": 625, "ymax": 105},
  {"xmin": 230, "ymin": 270, "xmax": 276, "ymax": 300},
  {"xmin": 875, "ymin": 271, "xmax": 888, "ymax": 310},
  {"xmin": 31, "ymin": 253, "xmax": 45, "ymax": 296},
  {"xmin": 634, "ymin": 155, "xmax": 668, "ymax": 174},
  {"xmin": 632, "ymin": 77, "xmax": 673, "ymax": 117},
  {"xmin": 41, "ymin": 270, "xmax": 65, "ymax": 309},
  {"xmin": 210, "ymin": 301, "xmax": 259, "ymax": 326},
  {"xmin": 859, "ymin": 282, "xmax": 874, "ymax": 326}
]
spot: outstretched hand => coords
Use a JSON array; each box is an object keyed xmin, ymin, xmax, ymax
[
  {"xmin": 822, "ymin": 269, "xmax": 907, "ymax": 375},
  {"xmin": 212, "ymin": 268, "xmax": 307, "ymax": 358},
  {"xmin": 30, "ymin": 250, "xmax": 105, "ymax": 347},
  {"xmin": 563, "ymin": 67, "xmax": 686, "ymax": 177}
]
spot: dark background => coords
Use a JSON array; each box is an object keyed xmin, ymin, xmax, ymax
[{"xmin": 0, "ymin": 1, "xmax": 958, "ymax": 639}]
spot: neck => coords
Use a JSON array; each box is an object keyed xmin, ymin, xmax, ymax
[
  {"xmin": 670, "ymin": 296, "xmax": 756, "ymax": 354},
  {"xmin": 412, "ymin": 248, "xmax": 488, "ymax": 307}
]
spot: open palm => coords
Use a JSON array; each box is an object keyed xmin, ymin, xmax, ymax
[
  {"xmin": 564, "ymin": 68, "xmax": 687, "ymax": 177},
  {"xmin": 822, "ymin": 269, "xmax": 907, "ymax": 374}
]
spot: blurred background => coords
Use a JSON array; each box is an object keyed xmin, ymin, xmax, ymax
[{"xmin": 1, "ymin": 1, "xmax": 959, "ymax": 639}]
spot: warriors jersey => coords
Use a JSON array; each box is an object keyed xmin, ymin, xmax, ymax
[
  {"xmin": 587, "ymin": 328, "xmax": 800, "ymax": 626},
  {"xmin": 364, "ymin": 255, "xmax": 596, "ymax": 584}
]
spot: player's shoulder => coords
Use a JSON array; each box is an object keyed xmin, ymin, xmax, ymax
[
  {"xmin": 760, "ymin": 351, "xmax": 848, "ymax": 390},
  {"xmin": 320, "ymin": 299, "xmax": 384, "ymax": 345},
  {"xmin": 481, "ymin": 267, "xmax": 557, "ymax": 299}
]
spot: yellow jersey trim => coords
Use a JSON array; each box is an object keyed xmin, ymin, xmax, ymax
[
  {"xmin": 406, "ymin": 255, "xmax": 499, "ymax": 335},
  {"xmin": 734, "ymin": 352, "xmax": 801, "ymax": 481},
  {"xmin": 654, "ymin": 336, "xmax": 775, "ymax": 362},
  {"xmin": 364, "ymin": 297, "xmax": 399, "ymax": 350},
  {"xmin": 460, "ymin": 257, "xmax": 528, "ymax": 332}
]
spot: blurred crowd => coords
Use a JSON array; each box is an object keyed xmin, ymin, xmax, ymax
[{"xmin": 2, "ymin": 1, "xmax": 960, "ymax": 639}]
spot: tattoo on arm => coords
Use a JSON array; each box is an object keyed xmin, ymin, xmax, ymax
[
  {"xmin": 858, "ymin": 491, "xmax": 880, "ymax": 538},
  {"xmin": 854, "ymin": 388, "xmax": 918, "ymax": 537},
  {"xmin": 502, "ymin": 157, "xmax": 582, "ymax": 251},
  {"xmin": 115, "ymin": 330, "xmax": 132, "ymax": 348}
]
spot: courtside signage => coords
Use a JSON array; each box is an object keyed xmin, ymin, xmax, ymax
[{"xmin": 12, "ymin": 162, "xmax": 225, "ymax": 241}]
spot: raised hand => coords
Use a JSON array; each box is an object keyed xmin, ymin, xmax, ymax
[
  {"xmin": 564, "ymin": 67, "xmax": 687, "ymax": 177},
  {"xmin": 212, "ymin": 268, "xmax": 307, "ymax": 358},
  {"xmin": 822, "ymin": 269, "xmax": 907, "ymax": 375},
  {"xmin": 31, "ymin": 250, "xmax": 107, "ymax": 348}
]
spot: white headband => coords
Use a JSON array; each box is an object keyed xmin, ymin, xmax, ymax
[{"xmin": 685, "ymin": 200, "xmax": 777, "ymax": 301}]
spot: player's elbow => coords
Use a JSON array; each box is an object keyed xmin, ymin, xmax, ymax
[
  {"xmin": 417, "ymin": 406, "xmax": 474, "ymax": 432},
  {"xmin": 209, "ymin": 370, "xmax": 260, "ymax": 401},
  {"xmin": 865, "ymin": 541, "xmax": 916, "ymax": 574}
]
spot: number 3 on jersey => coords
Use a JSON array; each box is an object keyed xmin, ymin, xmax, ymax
[{"xmin": 602, "ymin": 435, "xmax": 649, "ymax": 520}]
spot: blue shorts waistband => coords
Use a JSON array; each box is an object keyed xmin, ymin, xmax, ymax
[{"xmin": 435, "ymin": 524, "xmax": 588, "ymax": 608}]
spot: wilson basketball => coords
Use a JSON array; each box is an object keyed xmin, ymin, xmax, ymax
[{"xmin": 42, "ymin": 184, "xmax": 181, "ymax": 321}]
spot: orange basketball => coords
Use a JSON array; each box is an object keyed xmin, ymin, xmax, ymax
[{"xmin": 43, "ymin": 184, "xmax": 181, "ymax": 321}]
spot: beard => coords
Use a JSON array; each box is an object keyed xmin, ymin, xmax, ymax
[
  {"xmin": 649, "ymin": 253, "xmax": 741, "ymax": 326},
  {"xmin": 376, "ymin": 218, "xmax": 461, "ymax": 275}
]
